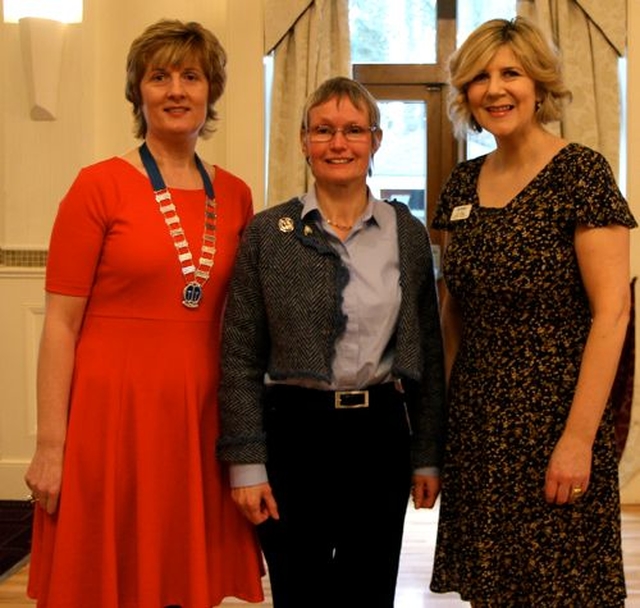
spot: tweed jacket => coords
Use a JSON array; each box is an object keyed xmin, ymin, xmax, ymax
[{"xmin": 217, "ymin": 197, "xmax": 446, "ymax": 470}]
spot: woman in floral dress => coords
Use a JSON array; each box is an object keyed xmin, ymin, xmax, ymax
[{"xmin": 430, "ymin": 16, "xmax": 636, "ymax": 606}]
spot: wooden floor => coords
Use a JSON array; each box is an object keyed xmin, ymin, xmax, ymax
[{"xmin": 1, "ymin": 504, "xmax": 639, "ymax": 607}]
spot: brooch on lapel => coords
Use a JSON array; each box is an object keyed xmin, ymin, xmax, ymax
[{"xmin": 278, "ymin": 217, "xmax": 294, "ymax": 233}]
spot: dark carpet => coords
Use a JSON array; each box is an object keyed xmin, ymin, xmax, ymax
[{"xmin": 0, "ymin": 500, "xmax": 32, "ymax": 581}]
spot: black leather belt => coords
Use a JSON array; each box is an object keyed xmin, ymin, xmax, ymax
[{"xmin": 266, "ymin": 383, "xmax": 400, "ymax": 410}]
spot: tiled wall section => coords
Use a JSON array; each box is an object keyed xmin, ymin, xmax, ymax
[{"xmin": 0, "ymin": 250, "xmax": 47, "ymax": 267}]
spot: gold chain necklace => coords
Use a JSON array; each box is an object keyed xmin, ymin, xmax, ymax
[
  {"xmin": 324, "ymin": 217, "xmax": 353, "ymax": 231},
  {"xmin": 139, "ymin": 142, "xmax": 217, "ymax": 309}
]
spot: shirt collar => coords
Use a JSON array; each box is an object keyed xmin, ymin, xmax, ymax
[{"xmin": 300, "ymin": 187, "xmax": 386, "ymax": 228}]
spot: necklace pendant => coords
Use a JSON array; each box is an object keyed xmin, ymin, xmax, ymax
[{"xmin": 182, "ymin": 281, "xmax": 203, "ymax": 309}]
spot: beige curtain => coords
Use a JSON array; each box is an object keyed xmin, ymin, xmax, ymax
[
  {"xmin": 265, "ymin": 0, "xmax": 351, "ymax": 207},
  {"xmin": 517, "ymin": 0, "xmax": 626, "ymax": 178}
]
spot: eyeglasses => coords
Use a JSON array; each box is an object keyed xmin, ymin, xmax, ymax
[{"xmin": 306, "ymin": 124, "xmax": 379, "ymax": 143}]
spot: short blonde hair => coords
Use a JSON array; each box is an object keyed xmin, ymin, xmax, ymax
[
  {"xmin": 447, "ymin": 16, "xmax": 572, "ymax": 138},
  {"xmin": 125, "ymin": 19, "xmax": 227, "ymax": 139}
]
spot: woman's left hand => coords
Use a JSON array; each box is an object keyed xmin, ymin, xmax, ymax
[
  {"xmin": 412, "ymin": 474, "xmax": 441, "ymax": 509},
  {"xmin": 545, "ymin": 432, "xmax": 592, "ymax": 505},
  {"xmin": 231, "ymin": 482, "xmax": 280, "ymax": 525}
]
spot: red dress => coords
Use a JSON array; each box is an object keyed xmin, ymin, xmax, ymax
[{"xmin": 28, "ymin": 157, "xmax": 264, "ymax": 608}]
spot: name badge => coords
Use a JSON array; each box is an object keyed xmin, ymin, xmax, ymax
[{"xmin": 450, "ymin": 204, "xmax": 472, "ymax": 221}]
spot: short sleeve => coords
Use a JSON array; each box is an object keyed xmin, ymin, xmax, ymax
[
  {"xmin": 569, "ymin": 147, "xmax": 637, "ymax": 229},
  {"xmin": 46, "ymin": 166, "xmax": 112, "ymax": 296}
]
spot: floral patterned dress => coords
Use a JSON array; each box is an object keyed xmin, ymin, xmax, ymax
[{"xmin": 430, "ymin": 143, "xmax": 636, "ymax": 606}]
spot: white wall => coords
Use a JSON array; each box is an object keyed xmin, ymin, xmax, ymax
[{"xmin": 0, "ymin": 270, "xmax": 42, "ymax": 497}]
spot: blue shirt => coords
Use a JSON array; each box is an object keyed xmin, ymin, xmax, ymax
[{"xmin": 289, "ymin": 187, "xmax": 401, "ymax": 388}]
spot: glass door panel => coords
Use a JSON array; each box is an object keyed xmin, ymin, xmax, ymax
[
  {"xmin": 369, "ymin": 101, "xmax": 427, "ymax": 224},
  {"xmin": 364, "ymin": 87, "xmax": 453, "ymax": 280}
]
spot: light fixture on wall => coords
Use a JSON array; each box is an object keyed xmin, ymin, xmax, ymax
[{"xmin": 3, "ymin": 1, "xmax": 83, "ymax": 121}]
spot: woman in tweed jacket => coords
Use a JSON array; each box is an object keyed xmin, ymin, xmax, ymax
[{"xmin": 217, "ymin": 77, "xmax": 446, "ymax": 608}]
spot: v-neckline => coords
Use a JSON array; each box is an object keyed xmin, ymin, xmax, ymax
[{"xmin": 475, "ymin": 143, "xmax": 573, "ymax": 211}]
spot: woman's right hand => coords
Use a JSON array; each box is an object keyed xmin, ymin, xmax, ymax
[
  {"xmin": 26, "ymin": 293, "xmax": 87, "ymax": 516},
  {"xmin": 231, "ymin": 483, "xmax": 280, "ymax": 525},
  {"xmin": 25, "ymin": 445, "xmax": 64, "ymax": 515}
]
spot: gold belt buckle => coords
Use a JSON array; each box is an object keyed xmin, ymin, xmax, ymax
[{"xmin": 334, "ymin": 390, "xmax": 369, "ymax": 409}]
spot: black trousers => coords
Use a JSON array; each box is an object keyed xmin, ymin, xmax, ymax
[{"xmin": 257, "ymin": 384, "xmax": 413, "ymax": 608}]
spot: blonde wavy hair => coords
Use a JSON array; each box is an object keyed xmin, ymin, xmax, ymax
[{"xmin": 447, "ymin": 16, "xmax": 572, "ymax": 139}]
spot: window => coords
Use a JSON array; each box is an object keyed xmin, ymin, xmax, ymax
[
  {"xmin": 350, "ymin": 0, "xmax": 457, "ymax": 275},
  {"xmin": 350, "ymin": 0, "xmax": 437, "ymax": 64},
  {"xmin": 372, "ymin": 101, "xmax": 427, "ymax": 223},
  {"xmin": 618, "ymin": 55, "xmax": 627, "ymax": 196},
  {"xmin": 456, "ymin": 0, "xmax": 516, "ymax": 45}
]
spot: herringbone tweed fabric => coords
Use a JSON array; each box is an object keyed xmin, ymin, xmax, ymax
[{"xmin": 217, "ymin": 198, "xmax": 446, "ymax": 469}]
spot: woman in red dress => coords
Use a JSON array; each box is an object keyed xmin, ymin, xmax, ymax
[{"xmin": 24, "ymin": 19, "xmax": 264, "ymax": 608}]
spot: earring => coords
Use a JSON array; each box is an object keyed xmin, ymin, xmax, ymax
[{"xmin": 535, "ymin": 100, "xmax": 542, "ymax": 112}]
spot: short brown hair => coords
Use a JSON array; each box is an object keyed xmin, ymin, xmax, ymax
[
  {"xmin": 300, "ymin": 76, "xmax": 381, "ymax": 131},
  {"xmin": 447, "ymin": 16, "xmax": 572, "ymax": 138},
  {"xmin": 125, "ymin": 19, "xmax": 227, "ymax": 139}
]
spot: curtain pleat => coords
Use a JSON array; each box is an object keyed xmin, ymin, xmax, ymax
[
  {"xmin": 265, "ymin": 0, "xmax": 351, "ymax": 208},
  {"xmin": 264, "ymin": 0, "xmax": 314, "ymax": 54}
]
